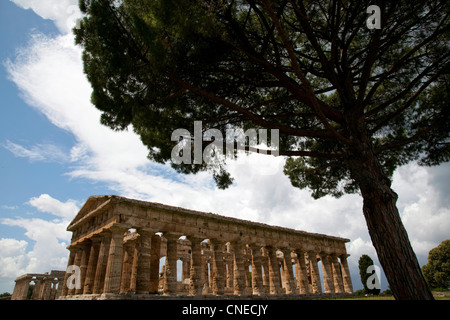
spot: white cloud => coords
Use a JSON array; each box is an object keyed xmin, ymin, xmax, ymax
[
  {"xmin": 2, "ymin": 217, "xmax": 71, "ymax": 272},
  {"xmin": 10, "ymin": 0, "xmax": 81, "ymax": 34},
  {"xmin": 5, "ymin": 32, "xmax": 153, "ymax": 177},
  {"xmin": 28, "ymin": 194, "xmax": 80, "ymax": 219},
  {"xmin": 69, "ymin": 143, "xmax": 89, "ymax": 163},
  {"xmin": 0, "ymin": 238, "xmax": 28, "ymax": 258},
  {"xmin": 0, "ymin": 238, "xmax": 28, "ymax": 280},
  {"xmin": 0, "ymin": 194, "xmax": 79, "ymax": 291},
  {"xmin": 1, "ymin": 205, "xmax": 18, "ymax": 210},
  {"xmin": 392, "ymin": 163, "xmax": 450, "ymax": 263},
  {"xmin": 347, "ymin": 237, "xmax": 378, "ymax": 266},
  {"xmin": 2, "ymin": 139, "xmax": 70, "ymax": 163}
]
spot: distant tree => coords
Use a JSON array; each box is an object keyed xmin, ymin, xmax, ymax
[
  {"xmin": 358, "ymin": 254, "xmax": 380, "ymax": 295},
  {"xmin": 422, "ymin": 239, "xmax": 450, "ymax": 289},
  {"xmin": 75, "ymin": 0, "xmax": 449, "ymax": 299}
]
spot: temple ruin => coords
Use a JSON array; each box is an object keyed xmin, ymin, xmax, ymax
[
  {"xmin": 56, "ymin": 195, "xmax": 353, "ymax": 299},
  {"xmin": 11, "ymin": 270, "xmax": 65, "ymax": 300}
]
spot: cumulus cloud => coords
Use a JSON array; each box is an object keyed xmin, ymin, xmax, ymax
[
  {"xmin": 392, "ymin": 163, "xmax": 450, "ymax": 264},
  {"xmin": 2, "ymin": 217, "xmax": 71, "ymax": 272},
  {"xmin": 28, "ymin": 194, "xmax": 80, "ymax": 219},
  {"xmin": 10, "ymin": 0, "xmax": 81, "ymax": 34},
  {"xmin": 0, "ymin": 238, "xmax": 28, "ymax": 278},
  {"xmin": 0, "ymin": 194, "xmax": 79, "ymax": 291}
]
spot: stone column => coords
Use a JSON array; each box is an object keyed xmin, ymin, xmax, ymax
[
  {"xmin": 42, "ymin": 278, "xmax": 52, "ymax": 300},
  {"xmin": 249, "ymin": 245, "xmax": 264, "ymax": 296},
  {"xmin": 135, "ymin": 229, "xmax": 153, "ymax": 294},
  {"xmin": 182, "ymin": 258, "xmax": 190, "ymax": 283},
  {"xmin": 11, "ymin": 279, "xmax": 20, "ymax": 300},
  {"xmin": 226, "ymin": 261, "xmax": 234, "ymax": 290},
  {"xmin": 320, "ymin": 253, "xmax": 334, "ymax": 294},
  {"xmin": 93, "ymin": 232, "xmax": 111, "ymax": 294},
  {"xmin": 202, "ymin": 255, "xmax": 210, "ymax": 294},
  {"xmin": 56, "ymin": 278, "xmax": 64, "ymax": 299},
  {"xmin": 76, "ymin": 241, "xmax": 91, "ymax": 295},
  {"xmin": 129, "ymin": 242, "xmax": 139, "ymax": 292},
  {"xmin": 187, "ymin": 237, "xmax": 203, "ymax": 296},
  {"xmin": 266, "ymin": 246, "xmax": 282, "ymax": 295},
  {"xmin": 281, "ymin": 248, "xmax": 296, "ymax": 294},
  {"xmin": 120, "ymin": 243, "xmax": 133, "ymax": 293},
  {"xmin": 245, "ymin": 265, "xmax": 251, "ymax": 289},
  {"xmin": 49, "ymin": 280, "xmax": 58, "ymax": 300},
  {"xmin": 340, "ymin": 254, "xmax": 353, "ymax": 293},
  {"xmin": 225, "ymin": 243, "xmax": 233, "ymax": 290},
  {"xmin": 149, "ymin": 234, "xmax": 161, "ymax": 294},
  {"xmin": 330, "ymin": 254, "xmax": 344, "ymax": 293},
  {"xmin": 83, "ymin": 237, "xmax": 100, "ymax": 294},
  {"xmin": 22, "ymin": 279, "xmax": 31, "ymax": 300},
  {"xmin": 261, "ymin": 253, "xmax": 269, "ymax": 292},
  {"xmin": 210, "ymin": 239, "xmax": 226, "ymax": 295},
  {"xmin": 308, "ymin": 251, "xmax": 322, "ymax": 294},
  {"xmin": 103, "ymin": 226, "xmax": 126, "ymax": 294},
  {"xmin": 232, "ymin": 242, "xmax": 247, "ymax": 295},
  {"xmin": 163, "ymin": 233, "xmax": 178, "ymax": 295},
  {"xmin": 61, "ymin": 248, "xmax": 76, "ymax": 297},
  {"xmin": 12, "ymin": 278, "xmax": 31, "ymax": 300},
  {"xmin": 294, "ymin": 250, "xmax": 310, "ymax": 294},
  {"xmin": 32, "ymin": 278, "xmax": 42, "ymax": 300},
  {"xmin": 55, "ymin": 279, "xmax": 62, "ymax": 299}
]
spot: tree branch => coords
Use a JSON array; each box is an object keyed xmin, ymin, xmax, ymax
[
  {"xmin": 365, "ymin": 56, "xmax": 449, "ymax": 133},
  {"xmin": 262, "ymin": 0, "xmax": 351, "ymax": 146},
  {"xmin": 171, "ymin": 75, "xmax": 334, "ymax": 140},
  {"xmin": 374, "ymin": 126, "xmax": 434, "ymax": 154},
  {"xmin": 279, "ymin": 149, "xmax": 347, "ymax": 159},
  {"xmin": 363, "ymin": 8, "xmax": 449, "ymax": 107},
  {"xmin": 221, "ymin": 28, "xmax": 344, "ymax": 124}
]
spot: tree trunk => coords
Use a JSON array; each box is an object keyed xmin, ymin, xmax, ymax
[{"xmin": 348, "ymin": 144, "xmax": 434, "ymax": 300}]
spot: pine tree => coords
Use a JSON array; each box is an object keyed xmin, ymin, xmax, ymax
[
  {"xmin": 74, "ymin": 0, "xmax": 449, "ymax": 299},
  {"xmin": 358, "ymin": 254, "xmax": 380, "ymax": 295}
]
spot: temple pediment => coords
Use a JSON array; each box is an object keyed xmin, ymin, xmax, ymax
[{"xmin": 68, "ymin": 195, "xmax": 113, "ymax": 231}]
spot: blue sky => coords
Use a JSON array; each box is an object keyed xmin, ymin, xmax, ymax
[{"xmin": 0, "ymin": 0, "xmax": 449, "ymax": 295}]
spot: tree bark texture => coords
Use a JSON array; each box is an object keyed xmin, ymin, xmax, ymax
[{"xmin": 348, "ymin": 130, "xmax": 434, "ymax": 300}]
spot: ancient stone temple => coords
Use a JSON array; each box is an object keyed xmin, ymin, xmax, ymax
[
  {"xmin": 59, "ymin": 195, "xmax": 353, "ymax": 299},
  {"xmin": 11, "ymin": 270, "xmax": 65, "ymax": 300}
]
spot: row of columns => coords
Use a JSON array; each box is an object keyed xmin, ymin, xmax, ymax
[
  {"xmin": 181, "ymin": 241, "xmax": 353, "ymax": 296},
  {"xmin": 62, "ymin": 226, "xmax": 162, "ymax": 297},
  {"xmin": 61, "ymin": 227, "xmax": 353, "ymax": 298},
  {"xmin": 12, "ymin": 276, "xmax": 64, "ymax": 300}
]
